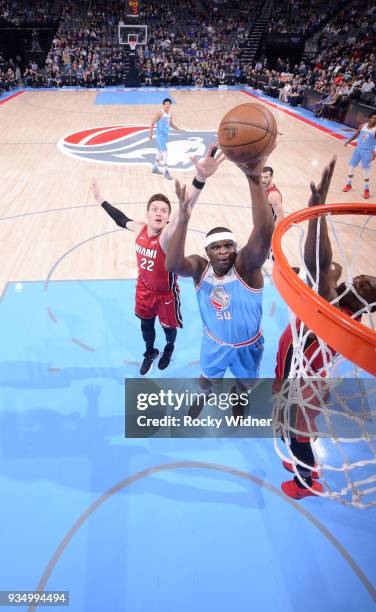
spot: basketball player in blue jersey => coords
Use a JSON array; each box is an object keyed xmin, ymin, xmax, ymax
[
  {"xmin": 149, "ymin": 97, "xmax": 185, "ymax": 180},
  {"xmin": 343, "ymin": 112, "xmax": 376, "ymax": 199},
  {"xmin": 166, "ymin": 153, "xmax": 275, "ymax": 402}
]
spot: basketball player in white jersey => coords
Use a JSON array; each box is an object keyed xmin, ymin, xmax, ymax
[
  {"xmin": 149, "ymin": 97, "xmax": 185, "ymax": 180},
  {"xmin": 260, "ymin": 166, "xmax": 284, "ymax": 225}
]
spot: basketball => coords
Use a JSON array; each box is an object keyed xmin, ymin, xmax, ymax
[{"xmin": 218, "ymin": 103, "xmax": 277, "ymax": 164}]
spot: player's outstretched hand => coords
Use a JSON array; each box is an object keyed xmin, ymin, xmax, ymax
[
  {"xmin": 189, "ymin": 143, "xmax": 226, "ymax": 181},
  {"xmin": 91, "ymin": 178, "xmax": 103, "ymax": 205},
  {"xmin": 308, "ymin": 156, "xmax": 336, "ymax": 207},
  {"xmin": 175, "ymin": 180, "xmax": 193, "ymax": 222}
]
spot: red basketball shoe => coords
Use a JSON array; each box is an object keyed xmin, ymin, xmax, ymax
[
  {"xmin": 342, "ymin": 184, "xmax": 352, "ymax": 192},
  {"xmin": 363, "ymin": 189, "xmax": 370, "ymax": 199},
  {"xmin": 282, "ymin": 459, "xmax": 319, "ymax": 479},
  {"xmin": 281, "ymin": 479, "xmax": 323, "ymax": 499}
]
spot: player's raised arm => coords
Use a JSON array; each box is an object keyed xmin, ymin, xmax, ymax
[
  {"xmin": 304, "ymin": 156, "xmax": 337, "ymax": 300},
  {"xmin": 159, "ymin": 144, "xmax": 225, "ymax": 252},
  {"xmin": 234, "ymin": 156, "xmax": 275, "ymax": 286},
  {"xmin": 149, "ymin": 111, "xmax": 162, "ymax": 140},
  {"xmin": 165, "ymin": 183, "xmax": 206, "ymax": 281},
  {"xmin": 91, "ymin": 178, "xmax": 144, "ymax": 233}
]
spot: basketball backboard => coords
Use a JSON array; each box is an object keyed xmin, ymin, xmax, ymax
[{"xmin": 118, "ymin": 24, "xmax": 147, "ymax": 46}]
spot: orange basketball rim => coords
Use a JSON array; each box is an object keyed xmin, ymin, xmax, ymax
[{"xmin": 272, "ymin": 203, "xmax": 376, "ymax": 376}]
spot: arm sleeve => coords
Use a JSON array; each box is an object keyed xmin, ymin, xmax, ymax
[{"xmin": 101, "ymin": 201, "xmax": 133, "ymax": 229}]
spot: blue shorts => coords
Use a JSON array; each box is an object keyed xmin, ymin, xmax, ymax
[
  {"xmin": 350, "ymin": 148, "xmax": 372, "ymax": 170},
  {"xmin": 200, "ymin": 332, "xmax": 264, "ymax": 379},
  {"xmin": 157, "ymin": 136, "xmax": 168, "ymax": 152}
]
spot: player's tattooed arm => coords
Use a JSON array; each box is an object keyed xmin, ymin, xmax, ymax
[
  {"xmin": 149, "ymin": 111, "xmax": 162, "ymax": 139},
  {"xmin": 304, "ymin": 156, "xmax": 337, "ymax": 301},
  {"xmin": 91, "ymin": 178, "xmax": 144, "ymax": 233},
  {"xmin": 165, "ymin": 182, "xmax": 207, "ymax": 282},
  {"xmin": 234, "ymin": 156, "xmax": 275, "ymax": 288}
]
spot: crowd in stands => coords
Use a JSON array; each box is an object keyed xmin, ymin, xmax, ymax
[
  {"xmin": 0, "ymin": 54, "xmax": 17, "ymax": 92},
  {"xmin": 17, "ymin": 0, "xmax": 255, "ymax": 88},
  {"xmin": 0, "ymin": 0, "xmax": 54, "ymax": 25},
  {"xmin": 267, "ymin": 0, "xmax": 344, "ymax": 36},
  {"xmin": 244, "ymin": 56, "xmax": 375, "ymax": 120},
  {"xmin": 23, "ymin": 0, "xmax": 128, "ymax": 87},
  {"xmin": 0, "ymin": 0, "xmax": 375, "ymax": 122},
  {"xmin": 241, "ymin": 0, "xmax": 375, "ymax": 120},
  {"xmin": 138, "ymin": 0, "xmax": 254, "ymax": 86}
]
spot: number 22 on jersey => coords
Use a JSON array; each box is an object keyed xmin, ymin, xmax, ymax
[{"xmin": 140, "ymin": 258, "xmax": 154, "ymax": 271}]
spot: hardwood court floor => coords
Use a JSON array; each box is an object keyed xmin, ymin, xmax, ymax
[
  {"xmin": 0, "ymin": 88, "xmax": 374, "ymax": 299},
  {"xmin": 0, "ymin": 90, "xmax": 375, "ymax": 611}
]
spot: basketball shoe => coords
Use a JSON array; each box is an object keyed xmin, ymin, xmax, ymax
[
  {"xmin": 164, "ymin": 169, "xmax": 173, "ymax": 180},
  {"xmin": 363, "ymin": 189, "xmax": 370, "ymax": 199},
  {"xmin": 281, "ymin": 479, "xmax": 323, "ymax": 500},
  {"xmin": 140, "ymin": 349, "xmax": 159, "ymax": 375},
  {"xmin": 342, "ymin": 184, "xmax": 352, "ymax": 192},
  {"xmin": 152, "ymin": 165, "xmax": 162, "ymax": 174},
  {"xmin": 158, "ymin": 344, "xmax": 174, "ymax": 370}
]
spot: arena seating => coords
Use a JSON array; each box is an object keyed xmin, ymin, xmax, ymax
[
  {"xmin": 0, "ymin": 0, "xmax": 54, "ymax": 25},
  {"xmin": 0, "ymin": 0, "xmax": 374, "ymax": 110}
]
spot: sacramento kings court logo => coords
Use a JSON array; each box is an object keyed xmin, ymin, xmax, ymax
[{"xmin": 57, "ymin": 125, "xmax": 216, "ymax": 170}]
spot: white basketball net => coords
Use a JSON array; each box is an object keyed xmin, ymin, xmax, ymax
[{"xmin": 273, "ymin": 211, "xmax": 376, "ymax": 508}]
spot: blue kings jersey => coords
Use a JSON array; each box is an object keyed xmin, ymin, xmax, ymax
[
  {"xmin": 356, "ymin": 124, "xmax": 376, "ymax": 151},
  {"xmin": 156, "ymin": 109, "xmax": 171, "ymax": 138},
  {"xmin": 195, "ymin": 262, "xmax": 263, "ymax": 347}
]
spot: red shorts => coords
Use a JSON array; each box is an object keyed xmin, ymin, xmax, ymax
[{"xmin": 135, "ymin": 282, "xmax": 183, "ymax": 329}]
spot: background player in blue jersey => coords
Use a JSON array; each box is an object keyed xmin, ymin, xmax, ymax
[
  {"xmin": 149, "ymin": 97, "xmax": 185, "ymax": 180},
  {"xmin": 342, "ymin": 112, "xmax": 376, "ymax": 199},
  {"xmin": 166, "ymin": 151, "xmax": 275, "ymax": 403}
]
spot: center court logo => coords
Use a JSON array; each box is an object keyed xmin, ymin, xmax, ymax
[{"xmin": 57, "ymin": 125, "xmax": 216, "ymax": 169}]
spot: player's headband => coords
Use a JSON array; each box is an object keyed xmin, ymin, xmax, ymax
[{"xmin": 204, "ymin": 232, "xmax": 236, "ymax": 248}]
